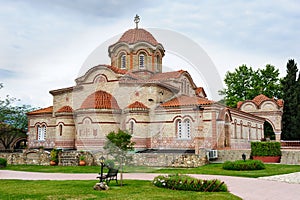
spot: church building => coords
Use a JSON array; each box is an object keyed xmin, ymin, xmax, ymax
[{"xmin": 27, "ymin": 16, "xmax": 283, "ymax": 153}]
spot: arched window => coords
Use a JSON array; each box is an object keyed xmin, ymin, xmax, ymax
[
  {"xmin": 139, "ymin": 53, "xmax": 145, "ymax": 69},
  {"xmin": 248, "ymin": 123, "xmax": 251, "ymax": 141},
  {"xmin": 177, "ymin": 119, "xmax": 191, "ymax": 139},
  {"xmin": 156, "ymin": 55, "xmax": 160, "ymax": 71},
  {"xmin": 120, "ymin": 54, "xmax": 126, "ymax": 69},
  {"xmin": 177, "ymin": 119, "xmax": 182, "ymax": 138},
  {"xmin": 59, "ymin": 124, "xmax": 63, "ymax": 136},
  {"xmin": 234, "ymin": 119, "xmax": 237, "ymax": 139},
  {"xmin": 129, "ymin": 120, "xmax": 134, "ymax": 135},
  {"xmin": 37, "ymin": 125, "xmax": 46, "ymax": 141},
  {"xmin": 255, "ymin": 124, "xmax": 258, "ymax": 139},
  {"xmin": 240, "ymin": 121, "xmax": 243, "ymax": 139}
]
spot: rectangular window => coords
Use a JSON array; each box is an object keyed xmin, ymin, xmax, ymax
[
  {"xmin": 38, "ymin": 125, "xmax": 46, "ymax": 141},
  {"xmin": 177, "ymin": 119, "xmax": 191, "ymax": 139}
]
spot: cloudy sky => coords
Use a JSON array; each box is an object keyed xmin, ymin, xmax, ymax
[{"xmin": 0, "ymin": 0, "xmax": 299, "ymax": 108}]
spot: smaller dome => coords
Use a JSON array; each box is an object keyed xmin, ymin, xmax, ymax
[
  {"xmin": 80, "ymin": 90, "xmax": 120, "ymax": 110},
  {"xmin": 57, "ymin": 106, "xmax": 73, "ymax": 113},
  {"xmin": 118, "ymin": 28, "xmax": 159, "ymax": 46},
  {"xmin": 127, "ymin": 101, "xmax": 149, "ymax": 110}
]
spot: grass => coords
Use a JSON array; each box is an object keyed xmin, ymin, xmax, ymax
[
  {"xmin": 3, "ymin": 163, "xmax": 300, "ymax": 178},
  {"xmin": 154, "ymin": 163, "xmax": 300, "ymax": 178},
  {"xmin": 0, "ymin": 180, "xmax": 241, "ymax": 200}
]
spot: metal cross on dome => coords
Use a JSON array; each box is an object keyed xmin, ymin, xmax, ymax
[{"xmin": 134, "ymin": 14, "xmax": 140, "ymax": 29}]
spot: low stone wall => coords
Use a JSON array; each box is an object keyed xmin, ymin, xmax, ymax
[
  {"xmin": 214, "ymin": 149, "xmax": 300, "ymax": 165},
  {"xmin": 214, "ymin": 149, "xmax": 252, "ymax": 163},
  {"xmin": 280, "ymin": 150, "xmax": 300, "ymax": 165},
  {"xmin": 0, "ymin": 149, "xmax": 50, "ymax": 165},
  {"xmin": 131, "ymin": 152, "xmax": 208, "ymax": 167},
  {"xmin": 1, "ymin": 149, "xmax": 299, "ymax": 166}
]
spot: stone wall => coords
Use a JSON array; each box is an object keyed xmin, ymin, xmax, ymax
[
  {"xmin": 280, "ymin": 150, "xmax": 300, "ymax": 165},
  {"xmin": 212, "ymin": 149, "xmax": 300, "ymax": 165},
  {"xmin": 1, "ymin": 149, "xmax": 299, "ymax": 166},
  {"xmin": 131, "ymin": 152, "xmax": 208, "ymax": 167},
  {"xmin": 0, "ymin": 149, "xmax": 50, "ymax": 165}
]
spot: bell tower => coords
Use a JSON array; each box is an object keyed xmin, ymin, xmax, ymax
[{"xmin": 108, "ymin": 15, "xmax": 165, "ymax": 73}]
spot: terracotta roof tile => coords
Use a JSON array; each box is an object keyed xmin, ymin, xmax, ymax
[
  {"xmin": 150, "ymin": 70, "xmax": 185, "ymax": 81},
  {"xmin": 237, "ymin": 94, "xmax": 284, "ymax": 108},
  {"xmin": 127, "ymin": 101, "xmax": 149, "ymax": 109},
  {"xmin": 195, "ymin": 87, "xmax": 207, "ymax": 97},
  {"xmin": 118, "ymin": 28, "xmax": 159, "ymax": 46},
  {"xmin": 80, "ymin": 90, "xmax": 120, "ymax": 109},
  {"xmin": 277, "ymin": 99, "xmax": 284, "ymax": 107},
  {"xmin": 57, "ymin": 106, "xmax": 73, "ymax": 113},
  {"xmin": 27, "ymin": 106, "xmax": 53, "ymax": 115},
  {"xmin": 252, "ymin": 94, "xmax": 270, "ymax": 105},
  {"xmin": 106, "ymin": 65, "xmax": 127, "ymax": 74},
  {"xmin": 160, "ymin": 95, "xmax": 214, "ymax": 108}
]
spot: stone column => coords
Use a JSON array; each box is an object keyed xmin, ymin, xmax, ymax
[{"xmin": 275, "ymin": 132, "xmax": 281, "ymax": 141}]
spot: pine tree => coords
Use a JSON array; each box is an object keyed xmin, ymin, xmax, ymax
[{"xmin": 281, "ymin": 59, "xmax": 299, "ymax": 140}]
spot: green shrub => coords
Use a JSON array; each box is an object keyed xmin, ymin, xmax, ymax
[
  {"xmin": 0, "ymin": 158, "xmax": 7, "ymax": 168},
  {"xmin": 222, "ymin": 160, "xmax": 265, "ymax": 171},
  {"xmin": 153, "ymin": 174, "xmax": 228, "ymax": 192},
  {"xmin": 251, "ymin": 142, "xmax": 281, "ymax": 156}
]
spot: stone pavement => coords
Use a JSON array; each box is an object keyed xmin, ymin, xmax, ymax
[{"xmin": 1, "ymin": 170, "xmax": 299, "ymax": 200}]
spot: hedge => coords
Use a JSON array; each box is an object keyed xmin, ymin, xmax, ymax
[
  {"xmin": 0, "ymin": 158, "xmax": 7, "ymax": 168},
  {"xmin": 251, "ymin": 141, "xmax": 281, "ymax": 156},
  {"xmin": 223, "ymin": 160, "xmax": 265, "ymax": 171}
]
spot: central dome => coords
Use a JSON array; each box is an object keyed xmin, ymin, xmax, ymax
[{"xmin": 118, "ymin": 28, "xmax": 159, "ymax": 46}]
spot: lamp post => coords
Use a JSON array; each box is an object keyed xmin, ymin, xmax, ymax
[
  {"xmin": 242, "ymin": 153, "xmax": 246, "ymax": 162},
  {"xmin": 99, "ymin": 156, "xmax": 105, "ymax": 182}
]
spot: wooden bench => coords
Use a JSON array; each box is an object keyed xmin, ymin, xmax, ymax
[{"xmin": 97, "ymin": 168, "xmax": 118, "ymax": 184}]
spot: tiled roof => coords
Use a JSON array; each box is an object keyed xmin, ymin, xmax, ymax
[
  {"xmin": 195, "ymin": 87, "xmax": 207, "ymax": 97},
  {"xmin": 127, "ymin": 101, "xmax": 149, "ymax": 109},
  {"xmin": 57, "ymin": 106, "xmax": 73, "ymax": 113},
  {"xmin": 252, "ymin": 94, "xmax": 270, "ymax": 105},
  {"xmin": 80, "ymin": 90, "xmax": 120, "ymax": 109},
  {"xmin": 160, "ymin": 95, "xmax": 214, "ymax": 108},
  {"xmin": 106, "ymin": 65, "xmax": 127, "ymax": 74},
  {"xmin": 277, "ymin": 99, "xmax": 284, "ymax": 107},
  {"xmin": 150, "ymin": 70, "xmax": 185, "ymax": 81},
  {"xmin": 118, "ymin": 28, "xmax": 159, "ymax": 46},
  {"xmin": 27, "ymin": 106, "xmax": 53, "ymax": 115},
  {"xmin": 237, "ymin": 94, "xmax": 284, "ymax": 108}
]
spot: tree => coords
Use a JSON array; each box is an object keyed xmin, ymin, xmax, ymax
[
  {"xmin": 219, "ymin": 64, "xmax": 282, "ymax": 108},
  {"xmin": 0, "ymin": 83, "xmax": 35, "ymax": 150},
  {"xmin": 104, "ymin": 129, "xmax": 135, "ymax": 186},
  {"xmin": 281, "ymin": 59, "xmax": 300, "ymax": 140}
]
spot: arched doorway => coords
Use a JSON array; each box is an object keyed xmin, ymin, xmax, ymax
[
  {"xmin": 224, "ymin": 114, "xmax": 231, "ymax": 147},
  {"xmin": 264, "ymin": 121, "xmax": 275, "ymax": 140}
]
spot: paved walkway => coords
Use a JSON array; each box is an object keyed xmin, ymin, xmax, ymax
[{"xmin": 1, "ymin": 170, "xmax": 300, "ymax": 200}]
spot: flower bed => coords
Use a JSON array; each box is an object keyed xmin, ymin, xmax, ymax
[{"xmin": 153, "ymin": 174, "xmax": 228, "ymax": 192}]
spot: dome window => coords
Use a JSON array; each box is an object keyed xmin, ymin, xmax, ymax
[
  {"xmin": 139, "ymin": 53, "xmax": 145, "ymax": 69},
  {"xmin": 120, "ymin": 54, "xmax": 126, "ymax": 69},
  {"xmin": 156, "ymin": 55, "xmax": 160, "ymax": 72}
]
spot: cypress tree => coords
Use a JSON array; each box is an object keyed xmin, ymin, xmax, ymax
[{"xmin": 281, "ymin": 59, "xmax": 299, "ymax": 140}]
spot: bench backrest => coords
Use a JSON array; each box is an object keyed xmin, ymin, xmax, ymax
[{"xmin": 107, "ymin": 168, "xmax": 118, "ymax": 176}]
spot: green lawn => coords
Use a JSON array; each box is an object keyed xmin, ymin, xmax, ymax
[
  {"xmin": 3, "ymin": 163, "xmax": 300, "ymax": 178},
  {"xmin": 0, "ymin": 180, "xmax": 241, "ymax": 200},
  {"xmin": 153, "ymin": 163, "xmax": 300, "ymax": 178}
]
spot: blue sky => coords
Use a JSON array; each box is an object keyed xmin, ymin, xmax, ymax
[{"xmin": 0, "ymin": 0, "xmax": 299, "ymax": 107}]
